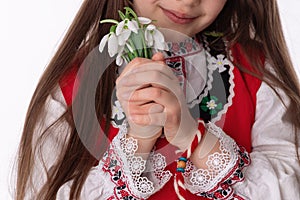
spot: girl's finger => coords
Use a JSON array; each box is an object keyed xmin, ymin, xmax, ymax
[
  {"xmin": 126, "ymin": 86, "xmax": 171, "ymax": 103},
  {"xmin": 128, "ymin": 103, "xmax": 164, "ymax": 115},
  {"xmin": 130, "ymin": 62, "xmax": 176, "ymax": 81},
  {"xmin": 151, "ymin": 52, "xmax": 165, "ymax": 62},
  {"xmin": 116, "ymin": 84, "xmax": 153, "ymax": 101},
  {"xmin": 117, "ymin": 61, "xmax": 176, "ymax": 86},
  {"xmin": 130, "ymin": 112, "xmax": 167, "ymax": 127},
  {"xmin": 119, "ymin": 70, "xmax": 179, "ymax": 91}
]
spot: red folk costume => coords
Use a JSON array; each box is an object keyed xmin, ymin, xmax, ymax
[{"xmin": 54, "ymin": 37, "xmax": 300, "ymax": 199}]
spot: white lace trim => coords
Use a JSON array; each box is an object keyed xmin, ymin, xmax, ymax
[
  {"xmin": 110, "ymin": 121, "xmax": 171, "ymax": 198},
  {"xmin": 188, "ymin": 50, "xmax": 236, "ymax": 124},
  {"xmin": 183, "ymin": 122, "xmax": 239, "ymax": 193}
]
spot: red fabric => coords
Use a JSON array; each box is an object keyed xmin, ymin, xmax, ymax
[
  {"xmin": 216, "ymin": 43, "xmax": 263, "ymax": 152},
  {"xmin": 59, "ymin": 66, "xmax": 119, "ymax": 145},
  {"xmin": 59, "ymin": 67, "xmax": 79, "ymax": 106},
  {"xmin": 58, "ymin": 43, "xmax": 263, "ymax": 199}
]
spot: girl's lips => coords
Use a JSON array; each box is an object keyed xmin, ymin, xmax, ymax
[{"xmin": 161, "ymin": 7, "xmax": 197, "ymax": 24}]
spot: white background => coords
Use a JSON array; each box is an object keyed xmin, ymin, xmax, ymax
[{"xmin": 0, "ymin": 1, "xmax": 299, "ymax": 199}]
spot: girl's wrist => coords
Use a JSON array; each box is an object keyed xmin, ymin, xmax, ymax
[
  {"xmin": 172, "ymin": 129, "xmax": 197, "ymax": 151},
  {"xmin": 127, "ymin": 129, "xmax": 162, "ymax": 159},
  {"xmin": 169, "ymin": 121, "xmax": 199, "ymax": 151}
]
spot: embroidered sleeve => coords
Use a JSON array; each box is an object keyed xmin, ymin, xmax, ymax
[
  {"xmin": 100, "ymin": 121, "xmax": 172, "ymax": 199},
  {"xmin": 183, "ymin": 123, "xmax": 250, "ymax": 199}
]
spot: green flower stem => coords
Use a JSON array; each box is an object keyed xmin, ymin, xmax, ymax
[
  {"xmin": 125, "ymin": 7, "xmax": 139, "ymax": 24},
  {"xmin": 123, "ymin": 45, "xmax": 135, "ymax": 61},
  {"xmin": 141, "ymin": 30, "xmax": 152, "ymax": 59},
  {"xmin": 128, "ymin": 39, "xmax": 138, "ymax": 58},
  {"xmin": 118, "ymin": 10, "xmax": 126, "ymax": 21},
  {"xmin": 122, "ymin": 55, "xmax": 130, "ymax": 63},
  {"xmin": 100, "ymin": 19, "xmax": 119, "ymax": 25},
  {"xmin": 147, "ymin": 48, "xmax": 152, "ymax": 59}
]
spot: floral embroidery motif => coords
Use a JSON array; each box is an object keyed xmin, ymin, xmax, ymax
[
  {"xmin": 207, "ymin": 152, "xmax": 230, "ymax": 172},
  {"xmin": 200, "ymin": 96, "xmax": 223, "ymax": 115},
  {"xmin": 209, "ymin": 54, "xmax": 230, "ymax": 73},
  {"xmin": 191, "ymin": 169, "xmax": 211, "ymax": 187},
  {"xmin": 150, "ymin": 153, "xmax": 167, "ymax": 171},
  {"xmin": 120, "ymin": 137, "xmax": 138, "ymax": 156},
  {"xmin": 129, "ymin": 157, "xmax": 146, "ymax": 176},
  {"xmin": 112, "ymin": 100, "xmax": 125, "ymax": 120},
  {"xmin": 167, "ymin": 37, "xmax": 201, "ymax": 55},
  {"xmin": 134, "ymin": 177, "xmax": 154, "ymax": 193}
]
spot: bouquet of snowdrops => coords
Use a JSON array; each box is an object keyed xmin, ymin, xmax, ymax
[{"xmin": 99, "ymin": 7, "xmax": 167, "ymax": 66}]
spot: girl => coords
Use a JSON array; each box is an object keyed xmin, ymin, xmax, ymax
[{"xmin": 16, "ymin": 0, "xmax": 300, "ymax": 199}]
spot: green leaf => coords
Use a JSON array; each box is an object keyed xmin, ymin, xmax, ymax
[
  {"xmin": 130, "ymin": 30, "xmax": 145, "ymax": 57},
  {"xmin": 210, "ymin": 110, "xmax": 217, "ymax": 115},
  {"xmin": 200, "ymin": 105, "xmax": 208, "ymax": 112},
  {"xmin": 202, "ymin": 96, "xmax": 209, "ymax": 104},
  {"xmin": 146, "ymin": 48, "xmax": 152, "ymax": 59},
  {"xmin": 122, "ymin": 55, "xmax": 130, "ymax": 63},
  {"xmin": 127, "ymin": 52, "xmax": 135, "ymax": 60},
  {"xmin": 204, "ymin": 31, "xmax": 224, "ymax": 37},
  {"xmin": 128, "ymin": 38, "xmax": 139, "ymax": 57},
  {"xmin": 125, "ymin": 7, "xmax": 138, "ymax": 22},
  {"xmin": 118, "ymin": 10, "xmax": 126, "ymax": 21},
  {"xmin": 216, "ymin": 103, "xmax": 223, "ymax": 110},
  {"xmin": 211, "ymin": 96, "xmax": 218, "ymax": 101}
]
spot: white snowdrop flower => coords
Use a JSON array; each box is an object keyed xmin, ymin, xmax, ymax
[
  {"xmin": 108, "ymin": 32, "xmax": 119, "ymax": 57},
  {"xmin": 116, "ymin": 53, "xmax": 124, "ymax": 66},
  {"xmin": 144, "ymin": 24, "xmax": 156, "ymax": 46},
  {"xmin": 144, "ymin": 25, "xmax": 167, "ymax": 51},
  {"xmin": 99, "ymin": 33, "xmax": 110, "ymax": 52},
  {"xmin": 99, "ymin": 7, "xmax": 167, "ymax": 65},
  {"xmin": 115, "ymin": 46, "xmax": 125, "ymax": 66},
  {"xmin": 116, "ymin": 19, "xmax": 138, "ymax": 36},
  {"xmin": 116, "ymin": 20, "xmax": 126, "ymax": 36},
  {"xmin": 153, "ymin": 29, "xmax": 168, "ymax": 51},
  {"xmin": 118, "ymin": 29, "xmax": 131, "ymax": 46},
  {"xmin": 138, "ymin": 17, "xmax": 152, "ymax": 25},
  {"xmin": 127, "ymin": 20, "xmax": 138, "ymax": 34}
]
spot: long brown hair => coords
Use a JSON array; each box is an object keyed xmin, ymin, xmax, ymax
[{"xmin": 16, "ymin": 0, "xmax": 300, "ymax": 199}]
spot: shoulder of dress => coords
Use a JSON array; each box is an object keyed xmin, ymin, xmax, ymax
[{"xmin": 59, "ymin": 65, "xmax": 79, "ymax": 106}]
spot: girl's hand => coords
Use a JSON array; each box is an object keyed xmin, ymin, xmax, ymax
[
  {"xmin": 116, "ymin": 54, "xmax": 166, "ymax": 140},
  {"xmin": 117, "ymin": 53, "xmax": 198, "ymax": 151}
]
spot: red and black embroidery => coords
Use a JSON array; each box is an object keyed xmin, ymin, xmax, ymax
[
  {"xmin": 197, "ymin": 145, "xmax": 250, "ymax": 200},
  {"xmin": 102, "ymin": 148, "xmax": 139, "ymax": 200}
]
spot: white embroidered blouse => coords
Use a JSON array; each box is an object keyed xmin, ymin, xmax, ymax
[{"xmin": 31, "ymin": 39, "xmax": 300, "ymax": 200}]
